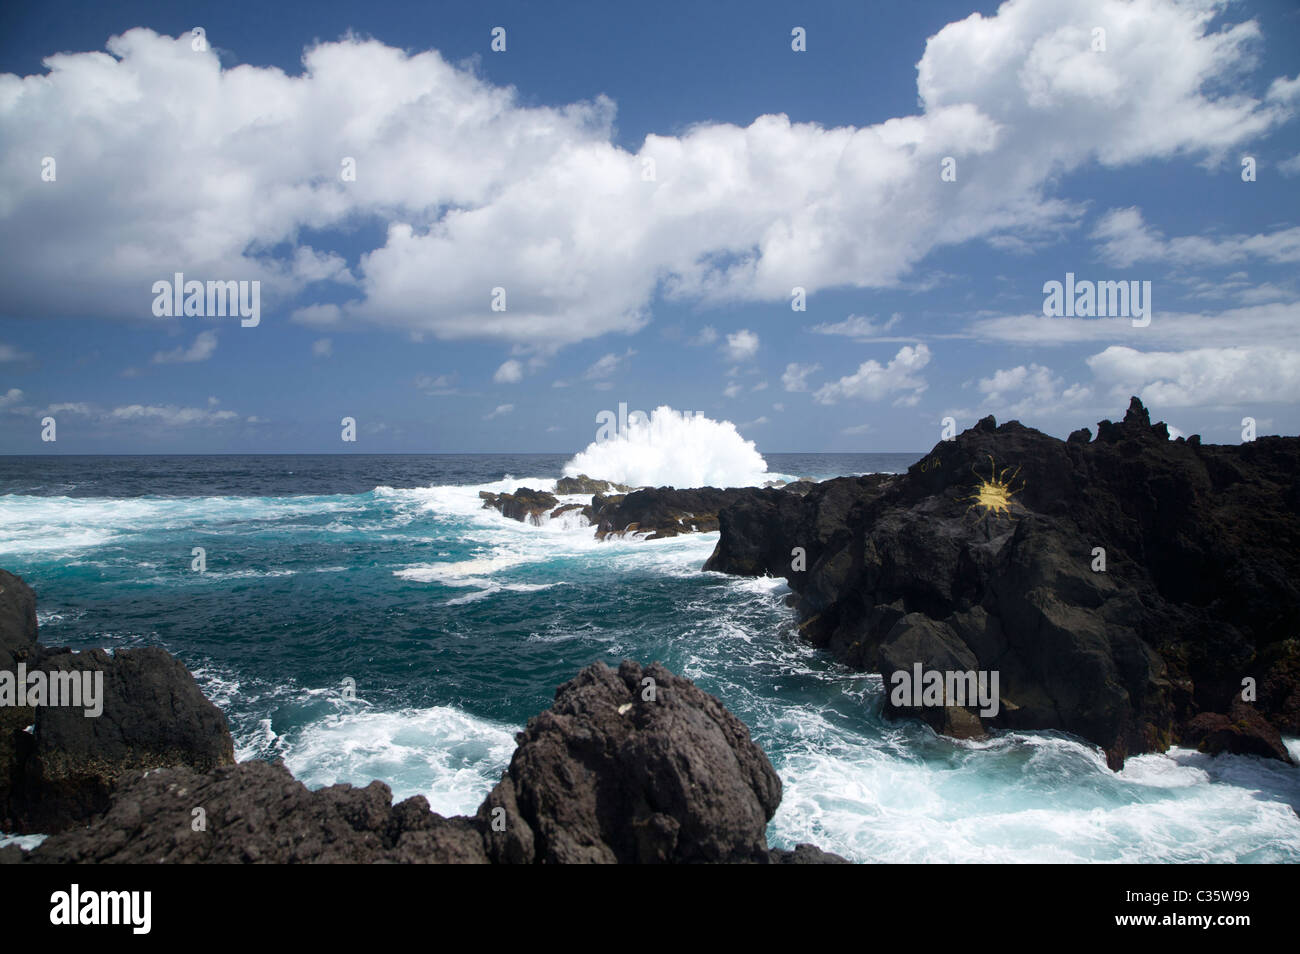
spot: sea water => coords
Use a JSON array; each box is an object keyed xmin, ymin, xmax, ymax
[{"xmin": 0, "ymin": 449, "xmax": 1297, "ymax": 862}]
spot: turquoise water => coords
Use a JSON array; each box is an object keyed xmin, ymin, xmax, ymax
[{"xmin": 1, "ymin": 453, "xmax": 1298, "ymax": 862}]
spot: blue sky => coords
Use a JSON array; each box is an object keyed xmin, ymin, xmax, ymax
[{"xmin": 1, "ymin": 0, "xmax": 1299, "ymax": 453}]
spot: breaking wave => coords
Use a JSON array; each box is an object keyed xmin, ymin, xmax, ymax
[{"xmin": 563, "ymin": 406, "xmax": 770, "ymax": 488}]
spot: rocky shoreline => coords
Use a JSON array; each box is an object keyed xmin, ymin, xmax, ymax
[
  {"xmin": 5, "ymin": 396, "xmax": 1296, "ymax": 861},
  {"xmin": 0, "ymin": 571, "xmax": 842, "ymax": 864},
  {"xmin": 703, "ymin": 398, "xmax": 1299, "ymax": 770},
  {"xmin": 476, "ymin": 399, "xmax": 1299, "ymax": 772}
]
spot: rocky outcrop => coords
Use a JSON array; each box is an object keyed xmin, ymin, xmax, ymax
[
  {"xmin": 2, "ymin": 574, "xmax": 840, "ymax": 862},
  {"xmin": 0, "ymin": 573, "xmax": 234, "ymax": 833},
  {"xmin": 555, "ymin": 474, "xmax": 631, "ymax": 495},
  {"xmin": 13, "ymin": 660, "xmax": 841, "ymax": 864},
  {"xmin": 478, "ymin": 487, "xmax": 560, "ymax": 524},
  {"xmin": 1183, "ymin": 699, "xmax": 1293, "ymax": 763},
  {"xmin": 0, "ymin": 570, "xmax": 38, "ymax": 832},
  {"xmin": 21, "ymin": 647, "xmax": 235, "ymax": 832},
  {"xmin": 13, "ymin": 760, "xmax": 490, "ymax": 864},
  {"xmin": 704, "ymin": 398, "xmax": 1300, "ymax": 769},
  {"xmin": 479, "ymin": 661, "xmax": 783, "ymax": 863},
  {"xmin": 481, "ymin": 483, "xmax": 814, "ymax": 541},
  {"xmin": 588, "ymin": 487, "xmax": 759, "ymax": 539}
]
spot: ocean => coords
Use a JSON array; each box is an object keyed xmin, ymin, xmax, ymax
[{"xmin": 2, "ymin": 451, "xmax": 1298, "ymax": 862}]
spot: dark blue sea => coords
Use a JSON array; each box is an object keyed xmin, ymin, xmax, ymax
[{"xmin": 2, "ymin": 452, "xmax": 1297, "ymax": 861}]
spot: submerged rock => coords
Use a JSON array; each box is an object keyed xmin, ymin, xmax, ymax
[{"xmin": 703, "ymin": 397, "xmax": 1300, "ymax": 769}]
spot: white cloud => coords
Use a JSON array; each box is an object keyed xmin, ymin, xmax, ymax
[
  {"xmin": 485, "ymin": 403, "xmax": 514, "ymax": 419},
  {"xmin": 1093, "ymin": 207, "xmax": 1300, "ymax": 267},
  {"xmin": 39, "ymin": 402, "xmax": 94, "ymax": 416},
  {"xmin": 416, "ymin": 372, "xmax": 458, "ymax": 394},
  {"xmin": 974, "ymin": 362, "xmax": 1092, "ymax": 417},
  {"xmin": 108, "ymin": 403, "xmax": 239, "ymax": 425},
  {"xmin": 493, "ymin": 359, "xmax": 524, "ymax": 383},
  {"xmin": 0, "ymin": 343, "xmax": 29, "ymax": 362},
  {"xmin": 723, "ymin": 382, "xmax": 743, "ymax": 398},
  {"xmin": 312, "ymin": 338, "xmax": 333, "ymax": 357},
  {"xmin": 2, "ymin": 4, "xmax": 1290, "ymax": 349},
  {"xmin": 1087, "ymin": 345, "xmax": 1300, "ymax": 407},
  {"xmin": 0, "ymin": 387, "xmax": 23, "ymax": 408},
  {"xmin": 724, "ymin": 329, "xmax": 759, "ymax": 362},
  {"xmin": 1280, "ymin": 153, "xmax": 1300, "ymax": 177},
  {"xmin": 151, "ymin": 330, "xmax": 217, "ymax": 364},
  {"xmin": 781, "ymin": 362, "xmax": 821, "ymax": 392},
  {"xmin": 689, "ymin": 326, "xmax": 718, "ymax": 346},
  {"xmin": 809, "ymin": 313, "xmax": 902, "ymax": 340},
  {"xmin": 583, "ymin": 349, "xmax": 635, "ymax": 381},
  {"xmin": 970, "ymin": 300, "xmax": 1300, "ymax": 350},
  {"xmin": 814, "ymin": 344, "xmax": 932, "ymax": 404}
]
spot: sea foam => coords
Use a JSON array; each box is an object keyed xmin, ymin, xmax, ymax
[{"xmin": 564, "ymin": 406, "xmax": 769, "ymax": 489}]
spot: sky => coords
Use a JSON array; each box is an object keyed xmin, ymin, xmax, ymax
[{"xmin": 1, "ymin": 0, "xmax": 1299, "ymax": 454}]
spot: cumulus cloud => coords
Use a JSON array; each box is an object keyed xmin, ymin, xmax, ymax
[
  {"xmin": 724, "ymin": 329, "xmax": 760, "ymax": 362},
  {"xmin": 1, "ymin": 2, "xmax": 1291, "ymax": 350},
  {"xmin": 485, "ymin": 403, "xmax": 513, "ymax": 419},
  {"xmin": 1087, "ymin": 345, "xmax": 1300, "ymax": 407},
  {"xmin": 781, "ymin": 362, "xmax": 821, "ymax": 392},
  {"xmin": 974, "ymin": 362, "xmax": 1092, "ymax": 417},
  {"xmin": 0, "ymin": 387, "xmax": 23, "ymax": 408},
  {"xmin": 312, "ymin": 338, "xmax": 333, "ymax": 357},
  {"xmin": 814, "ymin": 344, "xmax": 932, "ymax": 404},
  {"xmin": 151, "ymin": 330, "xmax": 217, "ymax": 364},
  {"xmin": 493, "ymin": 359, "xmax": 524, "ymax": 383}
]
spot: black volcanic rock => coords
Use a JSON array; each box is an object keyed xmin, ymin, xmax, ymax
[
  {"xmin": 483, "ymin": 481, "xmax": 823, "ymax": 542},
  {"xmin": 1183, "ymin": 699, "xmax": 1294, "ymax": 764},
  {"xmin": 589, "ymin": 486, "xmax": 748, "ymax": 539},
  {"xmin": 18, "ymin": 659, "xmax": 844, "ymax": 864},
  {"xmin": 0, "ymin": 570, "xmax": 39, "ymax": 830},
  {"xmin": 555, "ymin": 474, "xmax": 631, "ymax": 494},
  {"xmin": 479, "ymin": 487, "xmax": 560, "ymax": 524},
  {"xmin": 703, "ymin": 398, "xmax": 1300, "ymax": 769},
  {"xmin": 0, "ymin": 572, "xmax": 236, "ymax": 833},
  {"xmin": 482, "ymin": 660, "xmax": 785, "ymax": 863},
  {"xmin": 22, "ymin": 760, "xmax": 489, "ymax": 864},
  {"xmin": 21, "ymin": 646, "xmax": 235, "ymax": 832}
]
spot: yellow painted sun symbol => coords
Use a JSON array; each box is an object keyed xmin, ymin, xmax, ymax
[{"xmin": 960, "ymin": 455, "xmax": 1023, "ymax": 519}]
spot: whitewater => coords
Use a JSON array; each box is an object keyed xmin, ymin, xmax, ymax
[{"xmin": 0, "ymin": 411, "xmax": 1297, "ymax": 862}]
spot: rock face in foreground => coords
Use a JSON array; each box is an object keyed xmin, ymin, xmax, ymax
[
  {"xmin": 705, "ymin": 398, "xmax": 1300, "ymax": 769},
  {"xmin": 479, "ymin": 661, "xmax": 783, "ymax": 863},
  {"xmin": 1, "ymin": 576, "xmax": 840, "ymax": 862},
  {"xmin": 14, "ymin": 661, "xmax": 841, "ymax": 864},
  {"xmin": 0, "ymin": 573, "xmax": 234, "ymax": 834}
]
